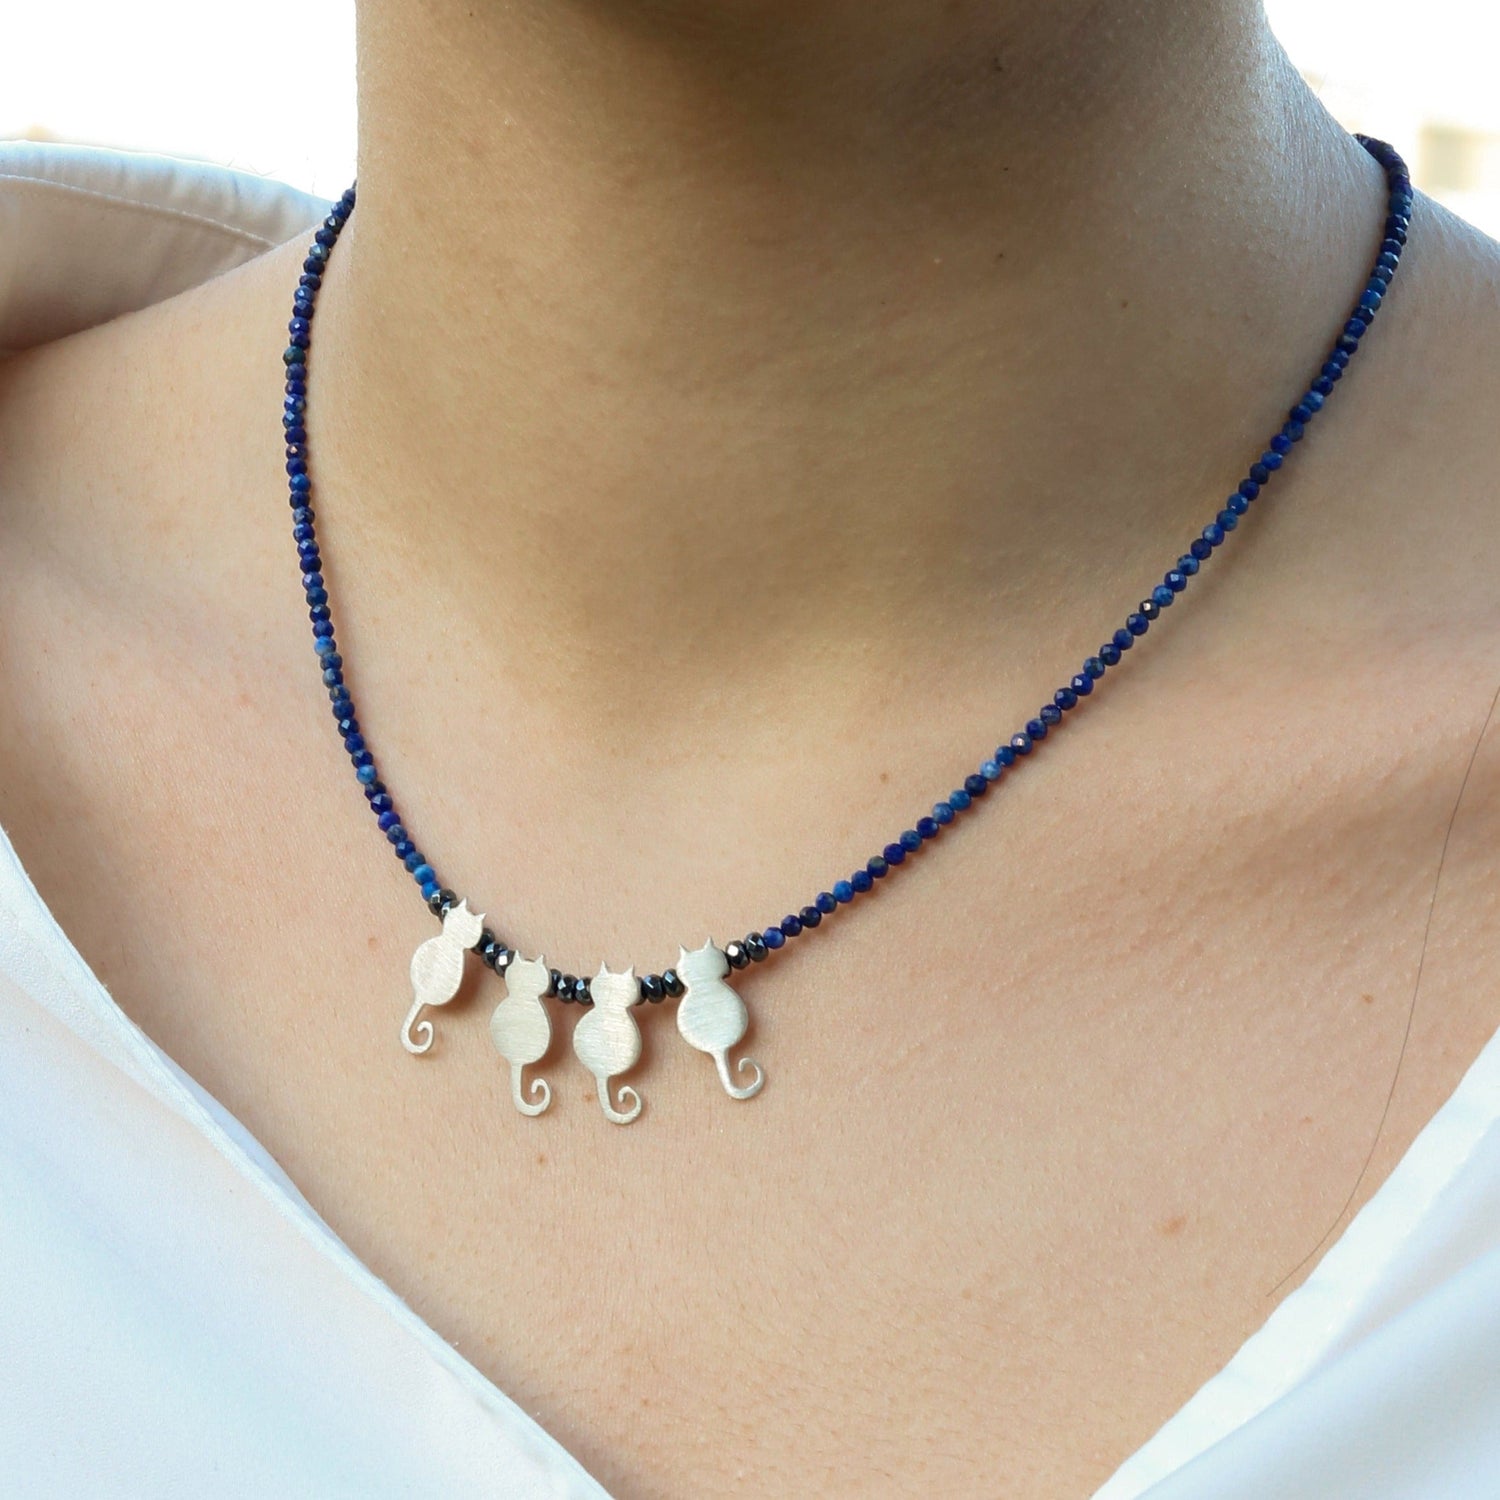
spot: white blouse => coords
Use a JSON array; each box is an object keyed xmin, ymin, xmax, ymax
[{"xmin": 1, "ymin": 140, "xmax": 1497, "ymax": 1498}]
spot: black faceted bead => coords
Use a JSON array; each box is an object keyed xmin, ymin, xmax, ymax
[
  {"xmin": 574, "ymin": 977, "xmax": 592, "ymax": 1004},
  {"xmin": 662, "ymin": 968, "xmax": 685, "ymax": 998},
  {"xmin": 549, "ymin": 968, "xmax": 565, "ymax": 998},
  {"xmin": 493, "ymin": 946, "xmax": 513, "ymax": 972},
  {"xmin": 725, "ymin": 940, "xmax": 750, "ymax": 970},
  {"xmin": 640, "ymin": 973, "xmax": 666, "ymax": 1002},
  {"xmin": 744, "ymin": 932, "xmax": 768, "ymax": 962},
  {"xmin": 558, "ymin": 974, "xmax": 578, "ymax": 1003},
  {"xmin": 476, "ymin": 928, "xmax": 500, "ymax": 966}
]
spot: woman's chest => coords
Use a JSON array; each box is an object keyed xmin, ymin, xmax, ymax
[{"xmin": 3, "ymin": 610, "xmax": 1496, "ymax": 1497}]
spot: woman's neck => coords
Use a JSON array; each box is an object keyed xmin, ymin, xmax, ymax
[{"xmin": 303, "ymin": 0, "xmax": 1379, "ymax": 709}]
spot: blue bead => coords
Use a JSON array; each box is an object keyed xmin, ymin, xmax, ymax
[
  {"xmin": 1249, "ymin": 463, "xmax": 1270, "ymax": 485},
  {"xmin": 384, "ymin": 824, "xmax": 407, "ymax": 845},
  {"xmin": 933, "ymin": 801, "xmax": 955, "ymax": 825},
  {"xmin": 851, "ymin": 868, "xmax": 874, "ymax": 893},
  {"xmin": 1312, "ymin": 376, "xmax": 1334, "ymax": 397},
  {"xmin": 313, "ymin": 620, "xmax": 335, "ymax": 639},
  {"xmin": 916, "ymin": 816, "xmax": 939, "ymax": 839},
  {"xmin": 996, "ymin": 744, "xmax": 1017, "ymax": 766},
  {"xmin": 356, "ymin": 764, "xmax": 378, "ymax": 785},
  {"xmin": 1238, "ymin": 478, "xmax": 1260, "ymax": 500},
  {"xmin": 1112, "ymin": 627, "xmax": 1135, "ymax": 649},
  {"xmin": 1100, "ymin": 642, "xmax": 1122, "ymax": 666},
  {"xmin": 369, "ymin": 792, "xmax": 393, "ymax": 814},
  {"xmin": 1227, "ymin": 494, "xmax": 1249, "ymax": 516},
  {"xmin": 351, "ymin": 749, "xmax": 373, "ymax": 769},
  {"xmin": 1202, "ymin": 522, "xmax": 1225, "ymax": 547},
  {"xmin": 315, "ymin": 636, "xmax": 337, "ymax": 657},
  {"xmin": 1177, "ymin": 554, "xmax": 1199, "ymax": 576},
  {"xmin": 1270, "ymin": 433, "xmax": 1292, "ymax": 455},
  {"xmin": 1011, "ymin": 731, "xmax": 1034, "ymax": 755},
  {"xmin": 899, "ymin": 828, "xmax": 922, "ymax": 851},
  {"xmin": 963, "ymin": 772, "xmax": 989, "ymax": 796},
  {"xmin": 780, "ymin": 914, "xmax": 803, "ymax": 937},
  {"xmin": 1071, "ymin": 673, "xmax": 1094, "ymax": 696},
  {"xmin": 949, "ymin": 788, "xmax": 972, "ymax": 811},
  {"xmin": 883, "ymin": 841, "xmax": 907, "ymax": 864},
  {"xmin": 420, "ymin": 878, "xmax": 440, "ymax": 900},
  {"xmin": 378, "ymin": 810, "xmax": 400, "ymax": 831},
  {"xmin": 1306, "ymin": 389, "xmax": 1326, "ymax": 411},
  {"xmin": 1261, "ymin": 450, "xmax": 1282, "ymax": 470},
  {"xmin": 404, "ymin": 851, "xmax": 424, "ymax": 873},
  {"xmin": 1126, "ymin": 614, "xmax": 1149, "ymax": 636},
  {"xmin": 1152, "ymin": 584, "xmax": 1175, "ymax": 607},
  {"xmin": 289, "ymin": 472, "xmax": 311, "ymax": 493},
  {"xmin": 799, "ymin": 905, "xmax": 823, "ymax": 928},
  {"xmin": 1084, "ymin": 656, "xmax": 1106, "ymax": 679},
  {"xmin": 833, "ymin": 879, "xmax": 855, "ymax": 902},
  {"xmin": 1025, "ymin": 718, "xmax": 1048, "ymax": 740},
  {"xmin": 1189, "ymin": 538, "xmax": 1213, "ymax": 561},
  {"xmin": 763, "ymin": 926, "xmax": 786, "ymax": 950},
  {"xmin": 980, "ymin": 758, "xmax": 1001, "ymax": 780},
  {"xmin": 1056, "ymin": 684, "xmax": 1080, "ymax": 709},
  {"xmin": 1217, "ymin": 509, "xmax": 1239, "ymax": 531},
  {"xmin": 394, "ymin": 839, "xmax": 415, "ymax": 860},
  {"xmin": 816, "ymin": 890, "xmax": 838, "ymax": 914},
  {"xmin": 1040, "ymin": 703, "xmax": 1063, "ymax": 726},
  {"xmin": 867, "ymin": 855, "xmax": 890, "ymax": 879}
]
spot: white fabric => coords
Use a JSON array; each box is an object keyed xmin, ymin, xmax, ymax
[{"xmin": 1, "ymin": 139, "xmax": 1497, "ymax": 1498}]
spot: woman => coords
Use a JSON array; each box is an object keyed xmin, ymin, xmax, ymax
[{"xmin": 1, "ymin": 1, "xmax": 1496, "ymax": 1494}]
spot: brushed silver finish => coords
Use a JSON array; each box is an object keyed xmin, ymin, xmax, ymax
[
  {"xmin": 401, "ymin": 899, "xmax": 485, "ymax": 1054},
  {"xmin": 676, "ymin": 941, "xmax": 764, "ymax": 1099},
  {"xmin": 489, "ymin": 954, "xmax": 554, "ymax": 1115},
  {"xmin": 573, "ymin": 965, "xmax": 644, "ymax": 1124}
]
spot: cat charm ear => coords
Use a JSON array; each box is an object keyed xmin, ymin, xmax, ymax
[
  {"xmin": 573, "ymin": 965, "xmax": 644, "ymax": 1124},
  {"xmin": 401, "ymin": 899, "xmax": 485, "ymax": 1054},
  {"xmin": 489, "ymin": 955, "xmax": 554, "ymax": 1115},
  {"xmin": 675, "ymin": 941, "xmax": 763, "ymax": 1100}
]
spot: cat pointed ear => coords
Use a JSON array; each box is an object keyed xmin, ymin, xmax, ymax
[
  {"xmin": 703, "ymin": 937, "xmax": 716, "ymax": 954},
  {"xmin": 595, "ymin": 962, "xmax": 612, "ymax": 983},
  {"xmin": 678, "ymin": 946, "xmax": 689, "ymax": 965},
  {"xmin": 623, "ymin": 966, "xmax": 636, "ymax": 983}
]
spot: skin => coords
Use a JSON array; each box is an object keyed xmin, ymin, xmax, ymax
[{"xmin": 1, "ymin": 0, "xmax": 1498, "ymax": 1494}]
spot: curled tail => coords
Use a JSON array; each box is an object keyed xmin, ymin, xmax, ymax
[
  {"xmin": 714, "ymin": 1050, "xmax": 764, "ymax": 1100},
  {"xmin": 597, "ymin": 1076, "xmax": 643, "ymax": 1125},
  {"xmin": 511, "ymin": 1064, "xmax": 552, "ymax": 1117},
  {"xmin": 401, "ymin": 998, "xmax": 435, "ymax": 1055}
]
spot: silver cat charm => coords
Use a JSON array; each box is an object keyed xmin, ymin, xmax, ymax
[
  {"xmin": 489, "ymin": 954, "xmax": 554, "ymax": 1115},
  {"xmin": 573, "ymin": 965, "xmax": 644, "ymax": 1124},
  {"xmin": 401, "ymin": 899, "xmax": 485, "ymax": 1054},
  {"xmin": 676, "ymin": 941, "xmax": 764, "ymax": 1100}
]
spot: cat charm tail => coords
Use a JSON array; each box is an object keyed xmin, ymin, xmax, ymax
[
  {"xmin": 489, "ymin": 954, "xmax": 554, "ymax": 1115},
  {"xmin": 573, "ymin": 965, "xmax": 644, "ymax": 1124},
  {"xmin": 402, "ymin": 899, "xmax": 485, "ymax": 1054},
  {"xmin": 675, "ymin": 941, "xmax": 764, "ymax": 1100}
]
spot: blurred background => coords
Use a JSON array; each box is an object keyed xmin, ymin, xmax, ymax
[{"xmin": 1, "ymin": 1, "xmax": 1495, "ymax": 237}]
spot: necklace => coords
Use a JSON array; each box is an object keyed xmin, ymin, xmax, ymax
[{"xmin": 282, "ymin": 134, "xmax": 1411, "ymax": 1124}]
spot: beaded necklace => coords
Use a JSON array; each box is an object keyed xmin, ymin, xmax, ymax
[{"xmin": 282, "ymin": 134, "xmax": 1412, "ymax": 1124}]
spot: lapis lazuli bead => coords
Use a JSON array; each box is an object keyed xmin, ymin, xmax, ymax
[
  {"xmin": 833, "ymin": 879, "xmax": 854, "ymax": 903},
  {"xmin": 883, "ymin": 842, "xmax": 907, "ymax": 865},
  {"xmin": 780, "ymin": 914, "xmax": 803, "ymax": 937},
  {"xmin": 899, "ymin": 828, "xmax": 922, "ymax": 851},
  {"xmin": 949, "ymin": 788, "xmax": 972, "ymax": 811},
  {"xmin": 1112, "ymin": 628, "xmax": 1135, "ymax": 650},
  {"xmin": 867, "ymin": 855, "xmax": 890, "ymax": 879},
  {"xmin": 1100, "ymin": 642, "xmax": 1122, "ymax": 666},
  {"xmin": 933, "ymin": 801, "xmax": 955, "ymax": 825},
  {"xmin": 815, "ymin": 891, "xmax": 838, "ymax": 914},
  {"xmin": 1056, "ymin": 686, "xmax": 1079, "ymax": 709},
  {"xmin": 763, "ymin": 926, "xmax": 786, "ymax": 950},
  {"xmin": 1011, "ymin": 732, "xmax": 1033, "ymax": 755},
  {"xmin": 964, "ymin": 773, "xmax": 989, "ymax": 796},
  {"xmin": 851, "ymin": 868, "xmax": 874, "ymax": 893},
  {"xmin": 916, "ymin": 817, "xmax": 939, "ymax": 839},
  {"xmin": 1152, "ymin": 584, "xmax": 1175, "ymax": 607}
]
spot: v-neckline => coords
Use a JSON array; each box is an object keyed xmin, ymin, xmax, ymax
[{"xmin": 3, "ymin": 813, "xmax": 1498, "ymax": 1498}]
